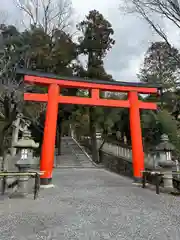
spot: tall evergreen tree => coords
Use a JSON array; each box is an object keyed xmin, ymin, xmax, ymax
[
  {"xmin": 139, "ymin": 41, "xmax": 180, "ymax": 90},
  {"xmin": 77, "ymin": 10, "xmax": 115, "ymax": 163}
]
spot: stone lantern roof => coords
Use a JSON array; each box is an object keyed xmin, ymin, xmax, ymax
[
  {"xmin": 12, "ymin": 130, "xmax": 39, "ymax": 149},
  {"xmin": 155, "ymin": 134, "xmax": 175, "ymax": 151}
]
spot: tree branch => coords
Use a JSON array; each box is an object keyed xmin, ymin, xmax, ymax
[
  {"xmin": 16, "ymin": 0, "xmax": 36, "ymax": 25},
  {"xmin": 15, "ymin": 0, "xmax": 73, "ymax": 34},
  {"xmin": 120, "ymin": 0, "xmax": 180, "ymax": 64}
]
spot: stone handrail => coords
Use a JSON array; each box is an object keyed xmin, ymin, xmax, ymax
[
  {"xmin": 98, "ymin": 140, "xmax": 159, "ymax": 169},
  {"xmin": 80, "ymin": 136, "xmax": 159, "ymax": 169}
]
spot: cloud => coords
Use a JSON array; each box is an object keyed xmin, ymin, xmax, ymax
[{"xmin": 2, "ymin": 0, "xmax": 180, "ymax": 82}]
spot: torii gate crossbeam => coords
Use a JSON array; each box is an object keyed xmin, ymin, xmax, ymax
[{"xmin": 17, "ymin": 69, "xmax": 160, "ymax": 186}]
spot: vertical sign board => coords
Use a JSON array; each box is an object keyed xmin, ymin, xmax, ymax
[{"xmin": 21, "ymin": 70, "xmax": 158, "ymax": 185}]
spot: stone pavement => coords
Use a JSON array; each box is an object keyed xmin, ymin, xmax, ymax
[{"xmin": 0, "ymin": 168, "xmax": 180, "ymax": 240}]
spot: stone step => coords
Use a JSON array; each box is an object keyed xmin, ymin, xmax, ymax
[{"xmin": 55, "ymin": 138, "xmax": 95, "ymax": 168}]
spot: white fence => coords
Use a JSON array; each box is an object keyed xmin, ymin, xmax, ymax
[
  {"xmin": 96, "ymin": 140, "xmax": 159, "ymax": 169},
  {"xmin": 80, "ymin": 136, "xmax": 180, "ymax": 172}
]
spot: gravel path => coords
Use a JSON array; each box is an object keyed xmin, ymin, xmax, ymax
[{"xmin": 0, "ymin": 168, "xmax": 180, "ymax": 240}]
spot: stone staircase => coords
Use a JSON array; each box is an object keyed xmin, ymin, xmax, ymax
[{"xmin": 55, "ymin": 137, "xmax": 96, "ymax": 168}]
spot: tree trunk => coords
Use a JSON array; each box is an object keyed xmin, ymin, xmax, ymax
[{"xmin": 89, "ymin": 107, "xmax": 99, "ymax": 163}]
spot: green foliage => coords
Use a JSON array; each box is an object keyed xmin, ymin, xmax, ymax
[
  {"xmin": 136, "ymin": 41, "xmax": 180, "ymax": 153},
  {"xmin": 0, "ymin": 24, "xmax": 21, "ymax": 81},
  {"xmin": 139, "ymin": 41, "xmax": 180, "ymax": 90},
  {"xmin": 72, "ymin": 109, "xmax": 90, "ymax": 137},
  {"xmin": 97, "ymin": 106, "xmax": 120, "ymax": 135},
  {"xmin": 77, "ymin": 9, "xmax": 115, "ymax": 79},
  {"xmin": 0, "ymin": 22, "xmax": 80, "ymax": 155},
  {"xmin": 77, "ymin": 10, "xmax": 115, "ymax": 57},
  {"xmin": 0, "ymin": 92, "xmax": 18, "ymax": 156},
  {"xmin": 141, "ymin": 110, "xmax": 162, "ymax": 147},
  {"xmin": 157, "ymin": 110, "xmax": 180, "ymax": 151}
]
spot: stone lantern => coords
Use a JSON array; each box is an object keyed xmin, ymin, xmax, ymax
[
  {"xmin": 11, "ymin": 128, "xmax": 39, "ymax": 197},
  {"xmin": 156, "ymin": 134, "xmax": 176, "ymax": 191},
  {"xmin": 14, "ymin": 130, "xmax": 39, "ymax": 169}
]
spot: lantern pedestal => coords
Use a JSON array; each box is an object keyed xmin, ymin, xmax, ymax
[
  {"xmin": 12, "ymin": 161, "xmax": 30, "ymax": 198},
  {"xmin": 159, "ymin": 161, "xmax": 176, "ymax": 191},
  {"xmin": 156, "ymin": 134, "xmax": 176, "ymax": 192}
]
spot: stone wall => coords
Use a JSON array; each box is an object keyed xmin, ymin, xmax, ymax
[
  {"xmin": 99, "ymin": 150, "xmax": 134, "ymax": 178},
  {"xmin": 79, "ymin": 137, "xmax": 180, "ymax": 187},
  {"xmin": 80, "ymin": 139, "xmax": 134, "ymax": 178},
  {"xmin": 99, "ymin": 150, "xmax": 166, "ymax": 186},
  {"xmin": 80, "ymin": 138, "xmax": 174, "ymax": 186}
]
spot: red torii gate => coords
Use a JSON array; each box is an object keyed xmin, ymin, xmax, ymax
[{"xmin": 17, "ymin": 69, "xmax": 159, "ymax": 185}]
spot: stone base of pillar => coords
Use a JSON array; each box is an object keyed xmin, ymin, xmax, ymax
[
  {"xmin": 40, "ymin": 184, "xmax": 55, "ymax": 189},
  {"xmin": 40, "ymin": 178, "xmax": 55, "ymax": 188},
  {"xmin": 132, "ymin": 177, "xmax": 142, "ymax": 186},
  {"xmin": 40, "ymin": 178, "xmax": 52, "ymax": 185}
]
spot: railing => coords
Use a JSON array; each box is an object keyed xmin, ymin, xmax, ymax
[
  {"xmin": 79, "ymin": 136, "xmax": 180, "ymax": 185},
  {"xmin": 97, "ymin": 139, "xmax": 159, "ymax": 169},
  {"xmin": 80, "ymin": 136, "xmax": 166, "ymax": 170}
]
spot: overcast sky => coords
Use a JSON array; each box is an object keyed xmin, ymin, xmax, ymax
[{"xmin": 2, "ymin": 0, "xmax": 180, "ymax": 82}]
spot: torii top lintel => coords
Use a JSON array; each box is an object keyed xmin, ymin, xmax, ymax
[
  {"xmin": 17, "ymin": 68, "xmax": 160, "ymax": 94},
  {"xmin": 17, "ymin": 68, "xmax": 160, "ymax": 110}
]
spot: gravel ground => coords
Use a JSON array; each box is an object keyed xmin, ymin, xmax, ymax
[{"xmin": 0, "ymin": 168, "xmax": 180, "ymax": 240}]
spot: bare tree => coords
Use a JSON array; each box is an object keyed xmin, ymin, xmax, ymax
[
  {"xmin": 0, "ymin": 10, "xmax": 9, "ymax": 25},
  {"xmin": 120, "ymin": 0, "xmax": 180, "ymax": 46},
  {"xmin": 120, "ymin": 0, "xmax": 180, "ymax": 68},
  {"xmin": 15, "ymin": 0, "xmax": 73, "ymax": 34}
]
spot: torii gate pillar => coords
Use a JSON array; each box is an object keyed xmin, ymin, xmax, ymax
[
  {"xmin": 40, "ymin": 84, "xmax": 59, "ymax": 185},
  {"xmin": 129, "ymin": 91, "xmax": 144, "ymax": 181}
]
